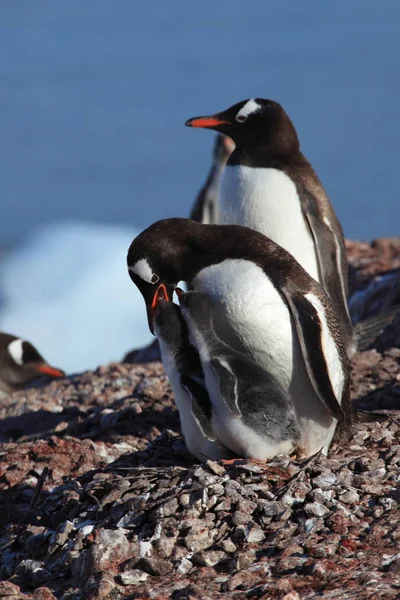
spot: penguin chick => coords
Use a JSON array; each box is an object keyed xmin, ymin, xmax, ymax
[
  {"xmin": 179, "ymin": 291, "xmax": 301, "ymax": 461},
  {"xmin": 152, "ymin": 287, "xmax": 233, "ymax": 462}
]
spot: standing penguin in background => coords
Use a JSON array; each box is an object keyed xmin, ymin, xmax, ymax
[
  {"xmin": 127, "ymin": 218, "xmax": 354, "ymax": 457},
  {"xmin": 189, "ymin": 134, "xmax": 235, "ymax": 225},
  {"xmin": 0, "ymin": 332, "xmax": 64, "ymax": 395},
  {"xmin": 178, "ymin": 290, "xmax": 300, "ymax": 460},
  {"xmin": 152, "ymin": 285, "xmax": 233, "ymax": 461},
  {"xmin": 185, "ymin": 99, "xmax": 354, "ymax": 356}
]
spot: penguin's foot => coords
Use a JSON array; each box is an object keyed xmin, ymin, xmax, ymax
[{"xmin": 219, "ymin": 458, "xmax": 243, "ymax": 466}]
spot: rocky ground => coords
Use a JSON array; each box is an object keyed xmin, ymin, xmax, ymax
[{"xmin": 0, "ymin": 239, "xmax": 400, "ymax": 600}]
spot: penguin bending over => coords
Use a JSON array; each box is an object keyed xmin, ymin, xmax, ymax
[
  {"xmin": 127, "ymin": 218, "xmax": 354, "ymax": 457},
  {"xmin": 178, "ymin": 290, "xmax": 300, "ymax": 460},
  {"xmin": 0, "ymin": 332, "xmax": 64, "ymax": 395},
  {"xmin": 152, "ymin": 285, "xmax": 232, "ymax": 461},
  {"xmin": 186, "ymin": 99, "xmax": 354, "ymax": 356}
]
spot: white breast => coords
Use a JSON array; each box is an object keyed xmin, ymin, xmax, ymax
[
  {"xmin": 192, "ymin": 259, "xmax": 339, "ymax": 456},
  {"xmin": 193, "ymin": 260, "xmax": 294, "ymax": 387},
  {"xmin": 220, "ymin": 166, "xmax": 320, "ymax": 282}
]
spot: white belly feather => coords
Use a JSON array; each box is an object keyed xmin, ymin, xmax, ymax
[
  {"xmin": 220, "ymin": 166, "xmax": 320, "ymax": 282},
  {"xmin": 193, "ymin": 259, "xmax": 341, "ymax": 455}
]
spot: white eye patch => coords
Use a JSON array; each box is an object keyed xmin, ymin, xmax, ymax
[
  {"xmin": 8, "ymin": 338, "xmax": 24, "ymax": 365},
  {"xmin": 128, "ymin": 258, "xmax": 156, "ymax": 284},
  {"xmin": 235, "ymin": 99, "xmax": 261, "ymax": 123}
]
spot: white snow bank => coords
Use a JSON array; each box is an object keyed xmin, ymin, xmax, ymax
[{"xmin": 0, "ymin": 221, "xmax": 152, "ymax": 373}]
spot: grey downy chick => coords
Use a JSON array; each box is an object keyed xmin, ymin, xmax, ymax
[
  {"xmin": 152, "ymin": 286, "xmax": 233, "ymax": 461},
  {"xmin": 178, "ymin": 291, "xmax": 301, "ymax": 460}
]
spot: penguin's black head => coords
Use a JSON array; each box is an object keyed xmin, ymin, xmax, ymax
[
  {"xmin": 186, "ymin": 98, "xmax": 299, "ymax": 156},
  {"xmin": 0, "ymin": 333, "xmax": 64, "ymax": 392},
  {"xmin": 127, "ymin": 219, "xmax": 197, "ymax": 334}
]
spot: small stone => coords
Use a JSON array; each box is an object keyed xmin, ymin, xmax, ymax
[
  {"xmin": 238, "ymin": 499, "xmax": 257, "ymax": 514},
  {"xmin": 304, "ymin": 502, "xmax": 330, "ymax": 517},
  {"xmin": 177, "ymin": 558, "xmax": 193, "ymax": 574},
  {"xmin": 185, "ymin": 527, "xmax": 215, "ymax": 552},
  {"xmin": 206, "ymin": 460, "xmax": 226, "ymax": 476},
  {"xmin": 135, "ymin": 556, "xmax": 172, "ymax": 576},
  {"xmin": 32, "ymin": 588, "xmax": 57, "ymax": 600},
  {"xmin": 262, "ymin": 500, "xmax": 286, "ymax": 517},
  {"xmin": 380, "ymin": 497, "xmax": 396, "ymax": 511},
  {"xmin": 281, "ymin": 543, "xmax": 304, "ymax": 558},
  {"xmin": 191, "ymin": 550, "xmax": 227, "ymax": 566},
  {"xmin": 155, "ymin": 534, "xmax": 177, "ymax": 558},
  {"xmin": 245, "ymin": 522, "xmax": 265, "ymax": 543},
  {"xmin": 338, "ymin": 490, "xmax": 360, "ymax": 504},
  {"xmin": 214, "ymin": 499, "xmax": 232, "ymax": 512},
  {"xmin": 180, "ymin": 493, "xmax": 191, "ymax": 507},
  {"xmin": 85, "ymin": 529, "xmax": 131, "ymax": 574},
  {"xmin": 313, "ymin": 472, "xmax": 337, "ymax": 488},
  {"xmin": 282, "ymin": 593, "xmax": 301, "ymax": 600},
  {"xmin": 310, "ymin": 489, "xmax": 335, "ymax": 503},
  {"xmin": 161, "ymin": 497, "xmax": 179, "ymax": 516},
  {"xmin": 227, "ymin": 571, "xmax": 259, "ymax": 591},
  {"xmin": 119, "ymin": 570, "xmax": 149, "ymax": 585},
  {"xmin": 207, "ymin": 495, "xmax": 219, "ymax": 510},
  {"xmin": 217, "ymin": 538, "xmax": 235, "ymax": 554},
  {"xmin": 232, "ymin": 511, "xmax": 249, "ymax": 526},
  {"xmin": 230, "ymin": 549, "xmax": 256, "ymax": 570}
]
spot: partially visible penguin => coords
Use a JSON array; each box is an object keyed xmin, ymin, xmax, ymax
[
  {"xmin": 152, "ymin": 285, "xmax": 233, "ymax": 461},
  {"xmin": 186, "ymin": 99, "xmax": 354, "ymax": 356},
  {"xmin": 179, "ymin": 290, "xmax": 301, "ymax": 460},
  {"xmin": 190, "ymin": 134, "xmax": 235, "ymax": 225},
  {"xmin": 0, "ymin": 332, "xmax": 64, "ymax": 395}
]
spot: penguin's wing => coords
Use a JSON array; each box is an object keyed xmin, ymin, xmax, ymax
[
  {"xmin": 281, "ymin": 288, "xmax": 344, "ymax": 420},
  {"xmin": 301, "ymin": 196, "xmax": 353, "ymax": 341},
  {"xmin": 180, "ymin": 374, "xmax": 217, "ymax": 441},
  {"xmin": 209, "ymin": 358, "xmax": 242, "ymax": 417}
]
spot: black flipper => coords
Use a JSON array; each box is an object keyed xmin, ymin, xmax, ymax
[
  {"xmin": 281, "ymin": 289, "xmax": 344, "ymax": 421},
  {"xmin": 180, "ymin": 374, "xmax": 216, "ymax": 441},
  {"xmin": 302, "ymin": 197, "xmax": 354, "ymax": 350},
  {"xmin": 209, "ymin": 357, "xmax": 242, "ymax": 417}
]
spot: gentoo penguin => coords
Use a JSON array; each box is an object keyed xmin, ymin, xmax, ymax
[
  {"xmin": 190, "ymin": 134, "xmax": 235, "ymax": 225},
  {"xmin": 185, "ymin": 99, "xmax": 354, "ymax": 356},
  {"xmin": 152, "ymin": 285, "xmax": 233, "ymax": 461},
  {"xmin": 127, "ymin": 218, "xmax": 354, "ymax": 457},
  {"xmin": 0, "ymin": 332, "xmax": 64, "ymax": 395},
  {"xmin": 178, "ymin": 290, "xmax": 300, "ymax": 460}
]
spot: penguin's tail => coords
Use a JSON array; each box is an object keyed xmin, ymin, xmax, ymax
[{"xmin": 353, "ymin": 305, "xmax": 400, "ymax": 351}]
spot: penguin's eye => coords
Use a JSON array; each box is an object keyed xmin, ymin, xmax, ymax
[
  {"xmin": 236, "ymin": 114, "xmax": 247, "ymax": 123},
  {"xmin": 151, "ymin": 274, "xmax": 159, "ymax": 284}
]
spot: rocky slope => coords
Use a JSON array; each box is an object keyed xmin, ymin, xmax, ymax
[{"xmin": 0, "ymin": 239, "xmax": 399, "ymax": 600}]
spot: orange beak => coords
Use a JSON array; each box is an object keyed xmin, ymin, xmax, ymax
[
  {"xmin": 36, "ymin": 364, "xmax": 65, "ymax": 378},
  {"xmin": 150, "ymin": 283, "xmax": 170, "ymax": 324},
  {"xmin": 185, "ymin": 116, "xmax": 230, "ymax": 129}
]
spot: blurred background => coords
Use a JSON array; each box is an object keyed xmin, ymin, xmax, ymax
[{"xmin": 0, "ymin": 1, "xmax": 398, "ymax": 372}]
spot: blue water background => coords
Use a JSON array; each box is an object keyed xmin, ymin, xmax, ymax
[{"xmin": 0, "ymin": 0, "xmax": 399, "ymax": 245}]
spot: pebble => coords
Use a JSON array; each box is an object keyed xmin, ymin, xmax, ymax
[
  {"xmin": 119, "ymin": 569, "xmax": 149, "ymax": 585},
  {"xmin": 304, "ymin": 502, "xmax": 330, "ymax": 517}
]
